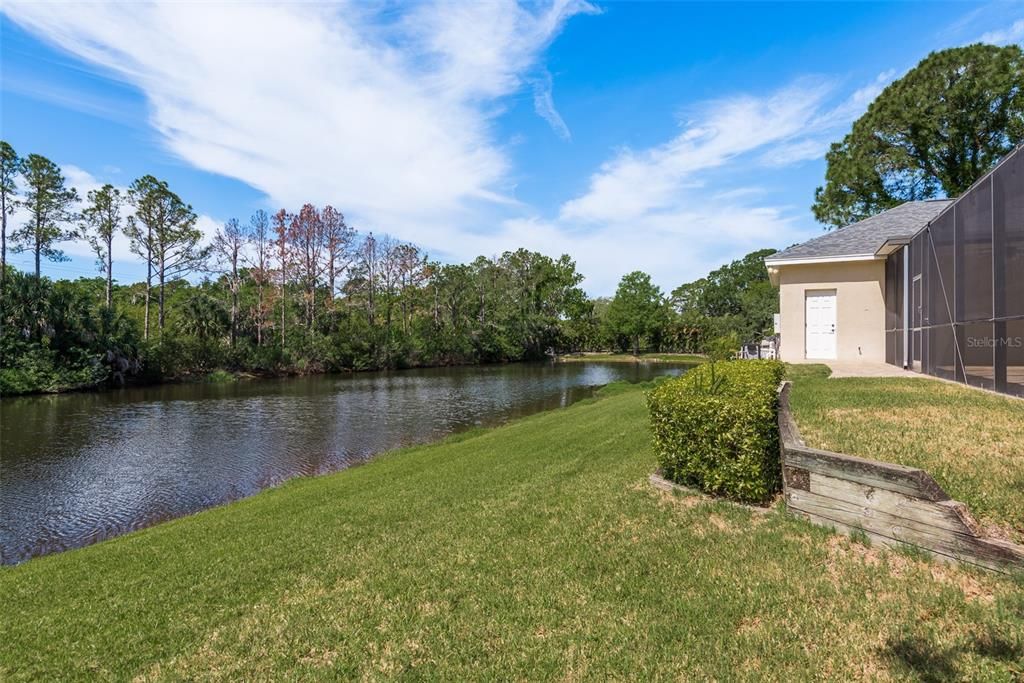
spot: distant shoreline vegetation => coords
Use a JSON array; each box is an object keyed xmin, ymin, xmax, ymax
[
  {"xmin": 0, "ymin": 142, "xmax": 777, "ymax": 396},
  {"xmin": 556, "ymin": 352, "xmax": 706, "ymax": 364}
]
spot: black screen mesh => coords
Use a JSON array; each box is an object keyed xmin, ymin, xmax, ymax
[{"xmin": 884, "ymin": 147, "xmax": 1023, "ymax": 397}]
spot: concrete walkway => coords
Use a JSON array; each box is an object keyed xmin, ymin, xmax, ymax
[{"xmin": 791, "ymin": 360, "xmax": 921, "ymax": 378}]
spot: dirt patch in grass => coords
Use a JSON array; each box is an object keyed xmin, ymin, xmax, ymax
[
  {"xmin": 297, "ymin": 648, "xmax": 338, "ymax": 668},
  {"xmin": 640, "ymin": 481, "xmax": 703, "ymax": 510},
  {"xmin": 926, "ymin": 565, "xmax": 998, "ymax": 605},
  {"xmin": 735, "ymin": 616, "xmax": 763, "ymax": 635},
  {"xmin": 707, "ymin": 513, "xmax": 733, "ymax": 533},
  {"xmin": 822, "ymin": 530, "xmax": 1004, "ymax": 608}
]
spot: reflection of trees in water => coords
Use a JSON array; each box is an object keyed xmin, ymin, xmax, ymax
[{"xmin": 1, "ymin": 362, "xmax": 688, "ymax": 564}]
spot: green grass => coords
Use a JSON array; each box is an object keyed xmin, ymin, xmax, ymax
[
  {"xmin": 558, "ymin": 352, "xmax": 706, "ymax": 363},
  {"xmin": 787, "ymin": 364, "xmax": 1024, "ymax": 544},
  {"xmin": 2, "ymin": 383, "xmax": 1023, "ymax": 680}
]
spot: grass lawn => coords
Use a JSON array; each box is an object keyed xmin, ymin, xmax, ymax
[
  {"xmin": 558, "ymin": 352, "xmax": 706, "ymax": 363},
  {"xmin": 3, "ymin": 383, "xmax": 1023, "ymax": 680},
  {"xmin": 787, "ymin": 364, "xmax": 1024, "ymax": 545}
]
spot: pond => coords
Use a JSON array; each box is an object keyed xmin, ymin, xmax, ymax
[{"xmin": 0, "ymin": 361, "xmax": 692, "ymax": 564}]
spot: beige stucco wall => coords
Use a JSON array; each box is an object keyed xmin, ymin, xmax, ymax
[{"xmin": 776, "ymin": 260, "xmax": 886, "ymax": 363}]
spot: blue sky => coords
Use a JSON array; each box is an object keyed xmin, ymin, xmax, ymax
[{"xmin": 2, "ymin": 1, "xmax": 1022, "ymax": 295}]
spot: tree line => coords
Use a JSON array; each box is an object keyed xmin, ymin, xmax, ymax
[
  {"xmin": 4, "ymin": 44, "xmax": 1020, "ymax": 393},
  {"xmin": 599, "ymin": 249, "xmax": 778, "ymax": 357},
  {"xmin": 1, "ymin": 141, "xmax": 782, "ymax": 394}
]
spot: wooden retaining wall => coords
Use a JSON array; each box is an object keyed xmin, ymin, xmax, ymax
[{"xmin": 778, "ymin": 382, "xmax": 1024, "ymax": 572}]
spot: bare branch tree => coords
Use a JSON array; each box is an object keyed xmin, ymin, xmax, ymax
[
  {"xmin": 244, "ymin": 209, "xmax": 272, "ymax": 347},
  {"xmin": 289, "ymin": 204, "xmax": 324, "ymax": 331},
  {"xmin": 320, "ymin": 205, "xmax": 355, "ymax": 306},
  {"xmin": 272, "ymin": 209, "xmax": 292, "ymax": 351},
  {"xmin": 212, "ymin": 217, "xmax": 245, "ymax": 347}
]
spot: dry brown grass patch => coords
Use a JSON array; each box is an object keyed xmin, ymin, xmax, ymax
[
  {"xmin": 736, "ymin": 615, "xmax": 763, "ymax": 635},
  {"xmin": 636, "ymin": 479, "xmax": 702, "ymax": 510},
  {"xmin": 821, "ymin": 533, "xmax": 1004, "ymax": 607},
  {"xmin": 926, "ymin": 565, "xmax": 998, "ymax": 604},
  {"xmin": 707, "ymin": 513, "xmax": 733, "ymax": 533},
  {"xmin": 298, "ymin": 648, "xmax": 339, "ymax": 668}
]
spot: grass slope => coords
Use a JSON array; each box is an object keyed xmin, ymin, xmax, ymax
[
  {"xmin": 2, "ymin": 383, "xmax": 1022, "ymax": 680},
  {"xmin": 787, "ymin": 365, "xmax": 1024, "ymax": 544}
]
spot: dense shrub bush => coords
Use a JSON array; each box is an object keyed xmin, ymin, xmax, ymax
[
  {"xmin": 0, "ymin": 270, "xmax": 144, "ymax": 394},
  {"xmin": 647, "ymin": 359, "xmax": 785, "ymax": 503},
  {"xmin": 0, "ymin": 347, "xmax": 107, "ymax": 394}
]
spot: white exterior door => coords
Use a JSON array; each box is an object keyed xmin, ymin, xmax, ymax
[{"xmin": 805, "ymin": 290, "xmax": 837, "ymax": 359}]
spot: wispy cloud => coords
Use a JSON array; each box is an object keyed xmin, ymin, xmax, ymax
[
  {"xmin": 754, "ymin": 69, "xmax": 897, "ymax": 167},
  {"xmin": 399, "ymin": 0, "xmax": 598, "ymax": 102},
  {"xmin": 940, "ymin": 1, "xmax": 1024, "ymax": 46},
  {"xmin": 454, "ymin": 203, "xmax": 803, "ymax": 296},
  {"xmin": 1, "ymin": 71, "xmax": 141, "ymax": 127},
  {"xmin": 511, "ymin": 73, "xmax": 894, "ymax": 292},
  {"xmin": 559, "ymin": 78, "xmax": 848, "ymax": 225},
  {"xmin": 532, "ymin": 70, "xmax": 572, "ymax": 140},
  {"xmin": 1, "ymin": 1, "xmax": 906, "ymax": 294},
  {"xmin": 980, "ymin": 18, "xmax": 1024, "ymax": 45},
  {"xmin": 818, "ymin": 69, "xmax": 895, "ymax": 127},
  {"xmin": 758, "ymin": 139, "xmax": 829, "ymax": 168},
  {"xmin": 2, "ymin": 0, "xmax": 592, "ymax": 235}
]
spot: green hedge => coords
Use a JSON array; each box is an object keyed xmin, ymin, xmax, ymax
[{"xmin": 646, "ymin": 360, "xmax": 785, "ymax": 504}]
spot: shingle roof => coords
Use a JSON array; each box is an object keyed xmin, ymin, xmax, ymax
[{"xmin": 766, "ymin": 199, "xmax": 953, "ymax": 263}]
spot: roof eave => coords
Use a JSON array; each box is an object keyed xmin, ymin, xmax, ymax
[
  {"xmin": 875, "ymin": 237, "xmax": 911, "ymax": 256},
  {"xmin": 763, "ymin": 253, "xmax": 882, "ymax": 268}
]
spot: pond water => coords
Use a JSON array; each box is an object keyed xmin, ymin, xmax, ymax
[{"xmin": 0, "ymin": 361, "xmax": 691, "ymax": 564}]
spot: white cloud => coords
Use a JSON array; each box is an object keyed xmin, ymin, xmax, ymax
[
  {"xmin": 980, "ymin": 18, "xmax": 1024, "ymax": 44},
  {"xmin": 2, "ymin": 0, "xmax": 593, "ymax": 236},
  {"xmin": 759, "ymin": 139, "xmax": 828, "ymax": 167},
  {"xmin": 3, "ymin": 2, "xmax": 898, "ymax": 294},
  {"xmin": 533, "ymin": 70, "xmax": 572, "ymax": 140},
  {"xmin": 436, "ymin": 203, "xmax": 804, "ymax": 296},
  {"xmin": 400, "ymin": 0, "xmax": 598, "ymax": 102},
  {"xmin": 754, "ymin": 69, "xmax": 896, "ymax": 167},
  {"xmin": 559, "ymin": 80, "xmax": 834, "ymax": 224},
  {"xmin": 818, "ymin": 69, "xmax": 895, "ymax": 126},
  {"xmin": 515, "ymin": 73, "xmax": 895, "ymax": 291}
]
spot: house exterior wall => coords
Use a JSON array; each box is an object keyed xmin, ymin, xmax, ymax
[{"xmin": 776, "ymin": 260, "xmax": 886, "ymax": 363}]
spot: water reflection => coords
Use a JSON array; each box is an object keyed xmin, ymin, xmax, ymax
[{"xmin": 0, "ymin": 361, "xmax": 689, "ymax": 564}]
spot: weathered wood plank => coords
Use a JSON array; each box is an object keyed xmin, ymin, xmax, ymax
[
  {"xmin": 789, "ymin": 491, "xmax": 970, "ymax": 567},
  {"xmin": 784, "ymin": 445, "xmax": 950, "ymax": 502},
  {"xmin": 647, "ymin": 472, "xmax": 772, "ymax": 515},
  {"xmin": 808, "ymin": 472, "xmax": 978, "ymax": 535},
  {"xmin": 797, "ymin": 512, "xmax": 969, "ymax": 568},
  {"xmin": 790, "ymin": 487, "xmax": 972, "ymax": 547},
  {"xmin": 786, "ymin": 505, "xmax": 963, "ymax": 567},
  {"xmin": 787, "ymin": 488, "xmax": 1024, "ymax": 571},
  {"xmin": 746, "ymin": 380, "xmax": 1021, "ymax": 569},
  {"xmin": 777, "ymin": 382, "xmax": 804, "ymax": 447},
  {"xmin": 798, "ymin": 511, "xmax": 1024, "ymax": 572}
]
